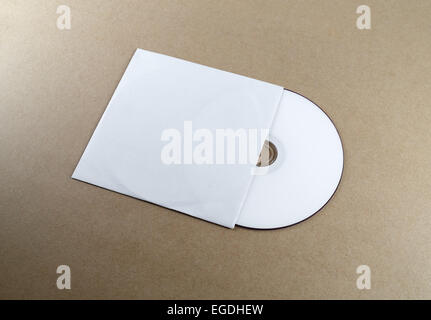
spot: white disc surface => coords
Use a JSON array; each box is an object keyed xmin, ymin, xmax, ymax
[{"xmin": 236, "ymin": 89, "xmax": 343, "ymax": 229}]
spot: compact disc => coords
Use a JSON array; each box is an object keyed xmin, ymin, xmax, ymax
[{"xmin": 236, "ymin": 89, "xmax": 343, "ymax": 229}]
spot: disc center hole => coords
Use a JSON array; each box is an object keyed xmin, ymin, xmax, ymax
[{"xmin": 256, "ymin": 140, "xmax": 278, "ymax": 167}]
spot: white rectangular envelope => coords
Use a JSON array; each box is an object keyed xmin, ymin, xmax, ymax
[{"xmin": 72, "ymin": 49, "xmax": 283, "ymax": 228}]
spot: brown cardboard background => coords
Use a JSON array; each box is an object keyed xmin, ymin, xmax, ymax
[{"xmin": 1, "ymin": 0, "xmax": 431, "ymax": 299}]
